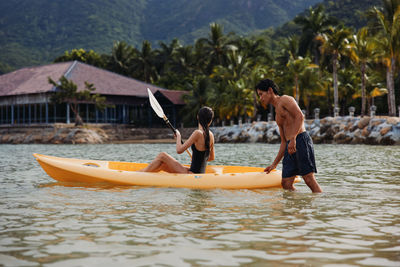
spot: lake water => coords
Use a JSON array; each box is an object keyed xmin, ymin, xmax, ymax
[{"xmin": 0, "ymin": 143, "xmax": 399, "ymax": 266}]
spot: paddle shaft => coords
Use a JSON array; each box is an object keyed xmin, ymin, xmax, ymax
[
  {"xmin": 147, "ymin": 88, "xmax": 191, "ymax": 158},
  {"xmin": 163, "ymin": 116, "xmax": 192, "ymax": 158}
]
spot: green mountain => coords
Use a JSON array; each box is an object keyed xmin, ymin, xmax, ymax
[
  {"xmin": 0, "ymin": 0, "xmax": 146, "ymax": 72},
  {"xmin": 0, "ymin": 0, "xmax": 320, "ymax": 72},
  {"xmin": 0, "ymin": 0, "xmax": 382, "ymax": 74},
  {"xmin": 316, "ymin": 0, "xmax": 382, "ymax": 28},
  {"xmin": 142, "ymin": 0, "xmax": 322, "ymax": 43},
  {"xmin": 257, "ymin": 0, "xmax": 382, "ymax": 53}
]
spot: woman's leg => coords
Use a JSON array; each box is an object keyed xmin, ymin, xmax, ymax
[{"xmin": 139, "ymin": 152, "xmax": 189, "ymax": 173}]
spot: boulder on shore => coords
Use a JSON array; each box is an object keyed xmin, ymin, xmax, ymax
[
  {"xmin": 211, "ymin": 116, "xmax": 400, "ymax": 145},
  {"xmin": 1, "ymin": 117, "xmax": 399, "ymax": 145}
]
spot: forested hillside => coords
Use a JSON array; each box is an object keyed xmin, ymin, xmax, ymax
[
  {"xmin": 1, "ymin": 0, "xmax": 397, "ymax": 120},
  {"xmin": 0, "ymin": 0, "xmax": 146, "ymax": 72},
  {"xmin": 142, "ymin": 0, "xmax": 321, "ymax": 42},
  {"xmin": 319, "ymin": 0, "xmax": 382, "ymax": 28},
  {"xmin": 264, "ymin": 0, "xmax": 382, "ymax": 50},
  {"xmin": 0, "ymin": 0, "xmax": 383, "ymax": 74},
  {"xmin": 0, "ymin": 0, "xmax": 320, "ymax": 72}
]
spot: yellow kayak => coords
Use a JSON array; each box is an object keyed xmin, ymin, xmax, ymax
[{"xmin": 33, "ymin": 153, "xmax": 300, "ymax": 189}]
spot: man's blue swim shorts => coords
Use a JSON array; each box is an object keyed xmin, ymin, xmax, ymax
[{"xmin": 282, "ymin": 131, "xmax": 317, "ymax": 178}]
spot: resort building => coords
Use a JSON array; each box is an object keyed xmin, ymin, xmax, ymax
[{"xmin": 0, "ymin": 61, "xmax": 186, "ymax": 127}]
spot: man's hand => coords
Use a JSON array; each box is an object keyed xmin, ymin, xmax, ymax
[
  {"xmin": 264, "ymin": 164, "xmax": 276, "ymax": 174},
  {"xmin": 288, "ymin": 138, "xmax": 296, "ymax": 154}
]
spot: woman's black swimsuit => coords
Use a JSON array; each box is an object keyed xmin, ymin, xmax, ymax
[{"xmin": 189, "ymin": 144, "xmax": 209, "ymax": 173}]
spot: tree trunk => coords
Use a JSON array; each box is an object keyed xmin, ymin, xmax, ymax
[
  {"xmin": 295, "ymin": 75, "xmax": 299, "ymax": 103},
  {"xmin": 313, "ymin": 40, "xmax": 320, "ymax": 65},
  {"xmin": 75, "ymin": 113, "xmax": 84, "ymax": 126},
  {"xmin": 70, "ymin": 104, "xmax": 83, "ymax": 126},
  {"xmin": 327, "ymin": 84, "xmax": 331, "ymax": 116},
  {"xmin": 252, "ymin": 91, "xmax": 258, "ymax": 120},
  {"xmin": 387, "ymin": 57, "xmax": 397, "ymax": 116},
  {"xmin": 306, "ymin": 94, "xmax": 310, "ymax": 117},
  {"xmin": 332, "ymin": 54, "xmax": 339, "ymax": 115},
  {"xmin": 361, "ymin": 63, "xmax": 366, "ymax": 117}
]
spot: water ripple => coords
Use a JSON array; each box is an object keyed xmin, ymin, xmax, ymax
[{"xmin": 0, "ymin": 144, "xmax": 399, "ymax": 266}]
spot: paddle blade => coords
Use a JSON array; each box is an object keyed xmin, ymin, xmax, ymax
[{"xmin": 147, "ymin": 88, "xmax": 165, "ymax": 118}]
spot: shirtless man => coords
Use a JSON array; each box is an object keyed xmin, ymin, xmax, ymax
[{"xmin": 255, "ymin": 79, "xmax": 322, "ymax": 193}]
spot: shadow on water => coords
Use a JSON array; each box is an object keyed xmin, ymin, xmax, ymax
[{"xmin": 37, "ymin": 181, "xmax": 141, "ymax": 192}]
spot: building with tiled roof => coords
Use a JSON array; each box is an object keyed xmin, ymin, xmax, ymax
[{"xmin": 0, "ymin": 61, "xmax": 187, "ymax": 127}]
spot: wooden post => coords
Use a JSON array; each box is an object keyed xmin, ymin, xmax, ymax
[
  {"xmin": 66, "ymin": 103, "xmax": 70, "ymax": 124},
  {"xmin": 86, "ymin": 104, "xmax": 89, "ymax": 123},
  {"xmin": 11, "ymin": 105, "xmax": 14, "ymax": 125},
  {"xmin": 45, "ymin": 102, "xmax": 49, "ymax": 124}
]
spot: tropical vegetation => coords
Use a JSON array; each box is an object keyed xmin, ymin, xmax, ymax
[
  {"xmin": 0, "ymin": 0, "xmax": 321, "ymax": 72},
  {"xmin": 48, "ymin": 76, "xmax": 107, "ymax": 126},
  {"xmin": 1, "ymin": 0, "xmax": 397, "ymax": 124},
  {"xmin": 50, "ymin": 0, "xmax": 399, "ymax": 125}
]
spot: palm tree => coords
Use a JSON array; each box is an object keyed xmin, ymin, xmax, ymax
[
  {"xmin": 298, "ymin": 65, "xmax": 324, "ymax": 116},
  {"xmin": 224, "ymin": 79, "xmax": 255, "ymax": 120},
  {"xmin": 170, "ymin": 45, "xmax": 197, "ymax": 77},
  {"xmin": 193, "ymin": 41, "xmax": 209, "ymax": 74},
  {"xmin": 54, "ymin": 48, "xmax": 105, "ymax": 68},
  {"xmin": 181, "ymin": 76, "xmax": 212, "ymax": 124},
  {"xmin": 108, "ymin": 41, "xmax": 137, "ymax": 76},
  {"xmin": 197, "ymin": 23, "xmax": 235, "ymax": 73},
  {"xmin": 319, "ymin": 26, "xmax": 355, "ymax": 116},
  {"xmin": 247, "ymin": 65, "xmax": 274, "ymax": 119},
  {"xmin": 276, "ymin": 35, "xmax": 300, "ymax": 67},
  {"xmin": 210, "ymin": 50, "xmax": 259, "ymax": 121},
  {"xmin": 208, "ymin": 78, "xmax": 254, "ymax": 122},
  {"xmin": 234, "ymin": 37, "xmax": 271, "ymax": 67},
  {"xmin": 315, "ymin": 71, "xmax": 334, "ymax": 116},
  {"xmin": 212, "ymin": 49, "xmax": 250, "ymax": 81},
  {"xmin": 352, "ymin": 27, "xmax": 377, "ymax": 116},
  {"xmin": 131, "ymin": 40, "xmax": 158, "ymax": 83},
  {"xmin": 286, "ymin": 55, "xmax": 318, "ymax": 103},
  {"xmin": 294, "ymin": 4, "xmax": 337, "ymax": 65},
  {"xmin": 160, "ymin": 45, "xmax": 198, "ymax": 90},
  {"xmin": 368, "ymin": 0, "xmax": 400, "ymax": 116},
  {"xmin": 338, "ymin": 68, "xmax": 360, "ymax": 115},
  {"xmin": 155, "ymin": 39, "xmax": 181, "ymax": 76}
]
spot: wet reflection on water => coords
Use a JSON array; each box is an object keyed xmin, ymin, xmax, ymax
[{"xmin": 0, "ymin": 143, "xmax": 399, "ymax": 266}]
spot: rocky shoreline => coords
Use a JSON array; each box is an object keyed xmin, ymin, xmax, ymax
[
  {"xmin": 1, "ymin": 116, "xmax": 399, "ymax": 145},
  {"xmin": 212, "ymin": 116, "xmax": 400, "ymax": 145},
  {"xmin": 0, "ymin": 124, "xmax": 195, "ymax": 144}
]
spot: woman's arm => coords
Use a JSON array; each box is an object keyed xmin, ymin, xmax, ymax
[
  {"xmin": 175, "ymin": 130, "xmax": 200, "ymax": 154},
  {"xmin": 208, "ymin": 132, "xmax": 215, "ymax": 161}
]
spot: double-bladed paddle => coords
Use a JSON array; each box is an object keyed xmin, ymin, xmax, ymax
[{"xmin": 147, "ymin": 88, "xmax": 192, "ymax": 158}]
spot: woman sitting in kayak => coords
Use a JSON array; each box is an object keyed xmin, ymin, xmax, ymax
[{"xmin": 139, "ymin": 106, "xmax": 215, "ymax": 174}]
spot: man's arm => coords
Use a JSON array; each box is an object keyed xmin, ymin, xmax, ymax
[{"xmin": 264, "ymin": 125, "xmax": 286, "ymax": 173}]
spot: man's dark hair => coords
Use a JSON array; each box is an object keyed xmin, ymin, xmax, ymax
[{"xmin": 255, "ymin": 79, "xmax": 279, "ymax": 95}]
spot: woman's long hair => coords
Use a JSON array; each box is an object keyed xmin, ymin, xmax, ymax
[{"xmin": 197, "ymin": 106, "xmax": 214, "ymax": 152}]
